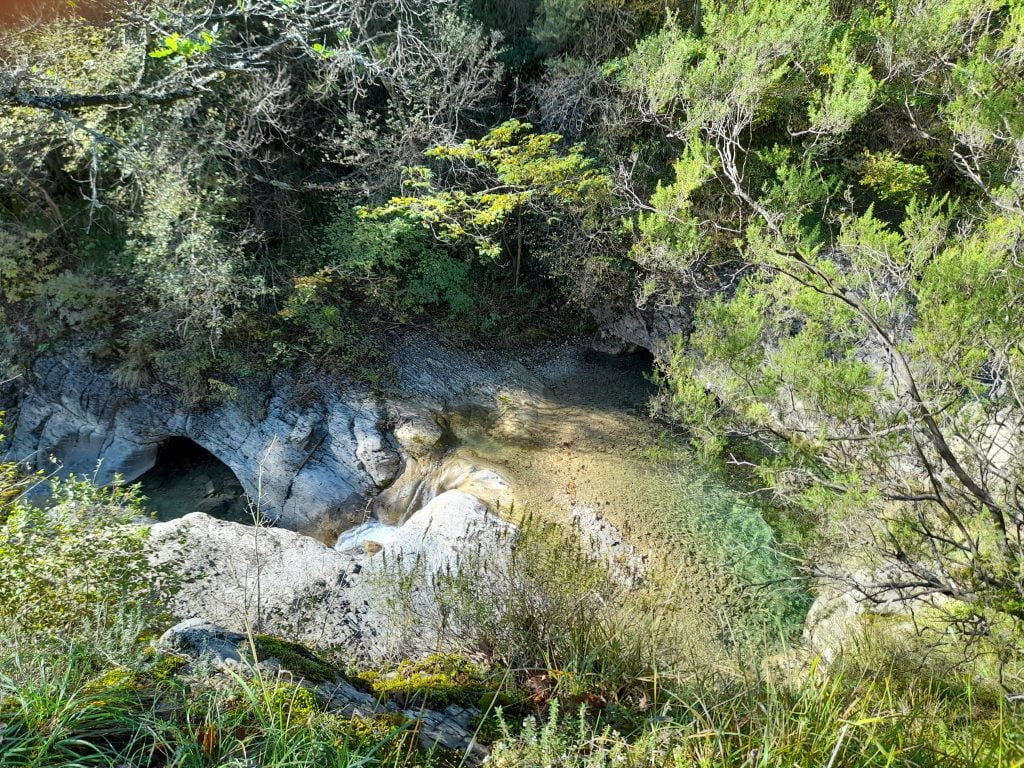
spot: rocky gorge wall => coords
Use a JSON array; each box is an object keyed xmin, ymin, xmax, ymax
[
  {"xmin": 3, "ymin": 334, "xmax": 542, "ymax": 658},
  {"xmin": 6, "ymin": 334, "xmax": 541, "ymax": 541}
]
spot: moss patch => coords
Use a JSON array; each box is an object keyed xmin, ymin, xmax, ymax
[
  {"xmin": 84, "ymin": 665, "xmax": 140, "ymax": 693},
  {"xmin": 355, "ymin": 654, "xmax": 492, "ymax": 709},
  {"xmin": 266, "ymin": 682, "xmax": 321, "ymax": 721},
  {"xmin": 254, "ymin": 634, "xmax": 338, "ymax": 685},
  {"xmin": 148, "ymin": 653, "xmax": 189, "ymax": 684}
]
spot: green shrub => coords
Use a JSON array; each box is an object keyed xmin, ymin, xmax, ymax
[
  {"xmin": 0, "ymin": 415, "xmax": 32, "ymax": 519},
  {"xmin": 0, "ymin": 227, "xmax": 54, "ymax": 322},
  {"xmin": 0, "ymin": 475, "xmax": 173, "ymax": 637},
  {"xmin": 859, "ymin": 150, "xmax": 930, "ymax": 203},
  {"xmin": 486, "ymin": 665, "xmax": 1024, "ymax": 768},
  {"xmin": 320, "ymin": 208, "xmax": 477, "ymax": 321},
  {"xmin": 379, "ymin": 517, "xmax": 702, "ymax": 710}
]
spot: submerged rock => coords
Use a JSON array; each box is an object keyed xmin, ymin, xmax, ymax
[{"xmin": 571, "ymin": 504, "xmax": 647, "ymax": 586}]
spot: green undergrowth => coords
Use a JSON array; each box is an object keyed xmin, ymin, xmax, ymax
[
  {"xmin": 254, "ymin": 639, "xmax": 520, "ymax": 715},
  {"xmin": 349, "ymin": 652, "xmax": 525, "ymax": 746},
  {"xmin": 4, "ymin": 625, "xmax": 1023, "ymax": 768},
  {"xmin": 0, "ymin": 633, "xmax": 435, "ymax": 768},
  {"xmin": 486, "ymin": 665, "xmax": 1024, "ymax": 768},
  {"xmin": 2, "ymin": 460, "xmax": 1023, "ymax": 766}
]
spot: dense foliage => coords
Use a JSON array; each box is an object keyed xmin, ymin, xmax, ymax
[
  {"xmin": 626, "ymin": 0, "xmax": 1024, "ymax": 665},
  {"xmin": 5, "ymin": 0, "xmax": 1024, "ymax": 762},
  {"xmin": 0, "ymin": 416, "xmax": 172, "ymax": 635},
  {"xmin": 0, "ymin": 0, "xmax": 634, "ymax": 392}
]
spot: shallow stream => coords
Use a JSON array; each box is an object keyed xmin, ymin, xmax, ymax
[{"xmin": 440, "ymin": 347, "xmax": 809, "ymax": 655}]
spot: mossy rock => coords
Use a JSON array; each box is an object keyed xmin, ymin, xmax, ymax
[
  {"xmin": 266, "ymin": 682, "xmax": 321, "ymax": 722},
  {"xmin": 254, "ymin": 634, "xmax": 338, "ymax": 685},
  {"xmin": 315, "ymin": 711, "xmax": 419, "ymax": 761},
  {"xmin": 83, "ymin": 665, "xmax": 140, "ymax": 693},
  {"xmin": 348, "ymin": 711, "xmax": 410, "ymax": 743},
  {"xmin": 148, "ymin": 653, "xmax": 189, "ymax": 684},
  {"xmin": 355, "ymin": 653, "xmax": 493, "ymax": 709}
]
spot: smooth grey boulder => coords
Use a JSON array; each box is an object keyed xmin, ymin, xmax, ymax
[
  {"xmin": 158, "ymin": 617, "xmax": 248, "ymax": 667},
  {"xmin": 148, "ymin": 512, "xmax": 374, "ymax": 653},
  {"xmin": 147, "ymin": 491, "xmax": 515, "ymax": 659},
  {"xmin": 336, "ymin": 489, "xmax": 516, "ymax": 570}
]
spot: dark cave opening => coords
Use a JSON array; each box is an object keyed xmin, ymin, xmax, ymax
[{"xmin": 137, "ymin": 436, "xmax": 252, "ymax": 524}]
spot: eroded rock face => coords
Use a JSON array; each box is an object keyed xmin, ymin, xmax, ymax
[
  {"xmin": 591, "ymin": 302, "xmax": 692, "ymax": 359},
  {"xmin": 9, "ymin": 356, "xmax": 397, "ymax": 537},
  {"xmin": 147, "ymin": 490, "xmax": 515, "ymax": 659},
  {"xmin": 7, "ymin": 334, "xmax": 542, "ymax": 537}
]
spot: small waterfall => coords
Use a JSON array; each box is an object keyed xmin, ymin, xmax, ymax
[{"xmin": 335, "ymin": 448, "xmax": 514, "ymax": 552}]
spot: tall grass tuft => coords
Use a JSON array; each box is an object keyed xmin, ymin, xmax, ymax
[
  {"xmin": 0, "ymin": 640, "xmax": 154, "ymax": 767},
  {"xmin": 487, "ymin": 662, "xmax": 1024, "ymax": 767}
]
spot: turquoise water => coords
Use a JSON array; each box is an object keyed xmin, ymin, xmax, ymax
[{"xmin": 441, "ymin": 347, "xmax": 811, "ymax": 653}]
